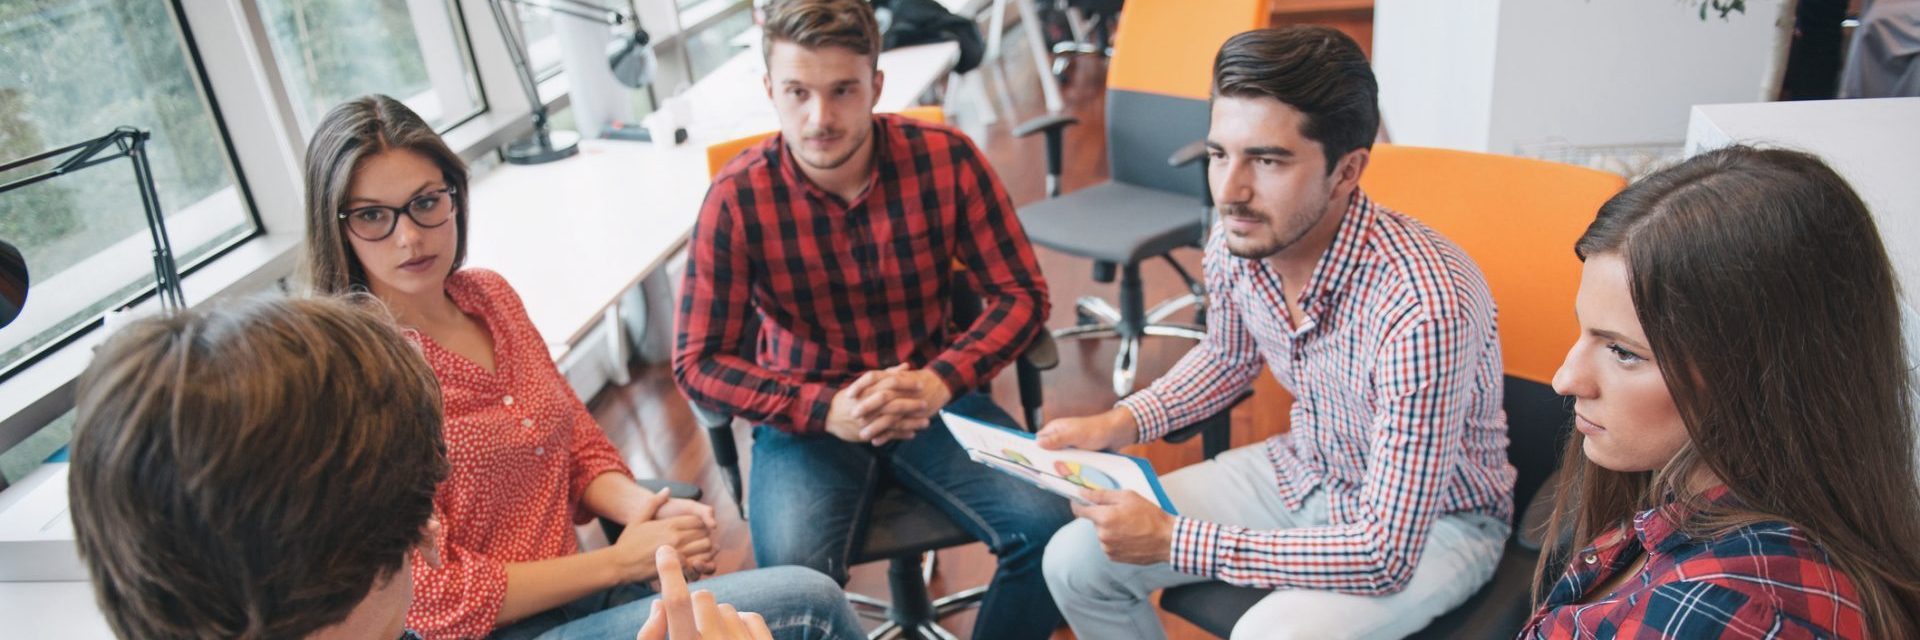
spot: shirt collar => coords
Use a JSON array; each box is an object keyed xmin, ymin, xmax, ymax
[
  {"xmin": 1293, "ymin": 190, "xmax": 1377, "ymax": 317},
  {"xmin": 774, "ymin": 114, "xmax": 895, "ymax": 206},
  {"xmin": 1633, "ymin": 484, "xmax": 1742, "ymax": 556}
]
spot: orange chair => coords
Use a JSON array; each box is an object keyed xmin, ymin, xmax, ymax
[
  {"xmin": 1015, "ymin": 0, "xmax": 1268, "ymax": 397},
  {"xmin": 704, "ymin": 106, "xmax": 947, "ymax": 178},
  {"xmin": 1159, "ymin": 145, "xmax": 1626, "ymax": 639}
]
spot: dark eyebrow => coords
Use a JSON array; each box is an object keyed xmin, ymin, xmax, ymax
[
  {"xmin": 1202, "ymin": 142, "xmax": 1297, "ymax": 158},
  {"xmin": 344, "ymin": 180, "xmax": 440, "ymax": 207},
  {"xmin": 1589, "ymin": 328, "xmax": 1652, "ymax": 354}
]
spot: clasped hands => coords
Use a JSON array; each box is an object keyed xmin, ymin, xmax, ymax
[{"xmin": 825, "ymin": 363, "xmax": 952, "ymax": 446}]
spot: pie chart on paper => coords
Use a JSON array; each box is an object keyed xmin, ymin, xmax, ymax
[{"xmin": 1053, "ymin": 460, "xmax": 1120, "ymax": 490}]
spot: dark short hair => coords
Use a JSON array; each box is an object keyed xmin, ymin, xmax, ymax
[
  {"xmin": 68, "ymin": 296, "xmax": 448, "ymax": 639},
  {"xmin": 1212, "ymin": 26, "xmax": 1379, "ymax": 172},
  {"xmin": 762, "ymin": 0, "xmax": 882, "ymax": 70}
]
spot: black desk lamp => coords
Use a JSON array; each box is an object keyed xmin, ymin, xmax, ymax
[
  {"xmin": 489, "ymin": 0, "xmax": 659, "ymax": 164},
  {"xmin": 0, "ymin": 127, "xmax": 187, "ymax": 315}
]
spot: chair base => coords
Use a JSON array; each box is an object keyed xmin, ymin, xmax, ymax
[
  {"xmin": 848, "ymin": 552, "xmax": 987, "ymax": 640},
  {"xmin": 1054, "ymin": 294, "xmax": 1204, "ymax": 396},
  {"xmin": 852, "ymin": 588, "xmax": 985, "ymax": 640}
]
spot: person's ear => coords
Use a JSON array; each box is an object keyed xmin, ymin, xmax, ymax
[
  {"xmin": 870, "ymin": 68, "xmax": 886, "ymax": 110},
  {"xmin": 1332, "ymin": 147, "xmax": 1369, "ymax": 193},
  {"xmin": 417, "ymin": 517, "xmax": 444, "ymax": 570},
  {"xmin": 763, "ymin": 73, "xmax": 773, "ymax": 101}
]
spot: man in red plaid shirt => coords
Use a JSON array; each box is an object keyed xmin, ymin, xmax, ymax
[
  {"xmin": 671, "ymin": 1, "xmax": 1071, "ymax": 638},
  {"xmin": 1036, "ymin": 27, "xmax": 1516, "ymax": 639}
]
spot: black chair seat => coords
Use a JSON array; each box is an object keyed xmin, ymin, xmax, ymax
[
  {"xmin": 1019, "ymin": 181, "xmax": 1205, "ymax": 264},
  {"xmin": 1159, "ymin": 541, "xmax": 1541, "ymax": 639},
  {"xmin": 852, "ymin": 480, "xmax": 976, "ymax": 563}
]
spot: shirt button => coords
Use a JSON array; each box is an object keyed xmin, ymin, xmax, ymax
[
  {"xmin": 522, "ymin": 418, "xmax": 534, "ymax": 428},
  {"xmin": 535, "ymin": 447, "xmax": 545, "ymax": 456},
  {"xmin": 1583, "ymin": 553, "xmax": 1599, "ymax": 565},
  {"xmin": 502, "ymin": 395, "xmax": 514, "ymax": 406}
]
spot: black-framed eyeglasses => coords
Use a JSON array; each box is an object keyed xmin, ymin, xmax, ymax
[{"xmin": 337, "ymin": 187, "xmax": 457, "ymax": 242}]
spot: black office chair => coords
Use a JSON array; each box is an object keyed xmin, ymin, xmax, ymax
[
  {"xmin": 690, "ymin": 290, "xmax": 1058, "ymax": 640},
  {"xmin": 1015, "ymin": 0, "xmax": 1266, "ymax": 397},
  {"xmin": 1156, "ymin": 377, "xmax": 1571, "ymax": 638},
  {"xmin": 1038, "ymin": 0, "xmax": 1122, "ymax": 78}
]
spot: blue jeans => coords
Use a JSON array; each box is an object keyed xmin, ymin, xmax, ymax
[
  {"xmin": 488, "ymin": 565, "xmax": 862, "ymax": 640},
  {"xmin": 748, "ymin": 393, "xmax": 1074, "ymax": 640}
]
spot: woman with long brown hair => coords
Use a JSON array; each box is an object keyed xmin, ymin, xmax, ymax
[
  {"xmin": 299, "ymin": 94, "xmax": 861, "ymax": 640},
  {"xmin": 1520, "ymin": 145, "xmax": 1920, "ymax": 638}
]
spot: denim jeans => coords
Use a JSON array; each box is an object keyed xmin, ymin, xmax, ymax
[
  {"xmin": 748, "ymin": 393, "xmax": 1074, "ymax": 640},
  {"xmin": 487, "ymin": 565, "xmax": 862, "ymax": 640},
  {"xmin": 1043, "ymin": 444, "xmax": 1511, "ymax": 640}
]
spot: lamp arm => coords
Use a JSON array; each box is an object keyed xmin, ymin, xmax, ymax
[
  {"xmin": 501, "ymin": 0, "xmax": 635, "ymax": 27},
  {"xmin": 0, "ymin": 127, "xmax": 187, "ymax": 312}
]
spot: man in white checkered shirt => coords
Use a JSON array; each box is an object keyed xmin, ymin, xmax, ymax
[{"xmin": 1036, "ymin": 26, "xmax": 1516, "ymax": 640}]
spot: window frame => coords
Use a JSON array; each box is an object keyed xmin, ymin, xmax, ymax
[
  {"xmin": 0, "ymin": 0, "xmax": 267, "ymax": 385},
  {"xmin": 0, "ymin": 0, "xmax": 755, "ymax": 489}
]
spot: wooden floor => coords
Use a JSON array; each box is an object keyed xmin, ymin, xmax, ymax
[{"xmin": 589, "ymin": 12, "xmax": 1372, "ymax": 640}]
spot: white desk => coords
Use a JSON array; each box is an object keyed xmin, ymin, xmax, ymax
[{"xmin": 0, "ymin": 42, "xmax": 960, "ymax": 639}]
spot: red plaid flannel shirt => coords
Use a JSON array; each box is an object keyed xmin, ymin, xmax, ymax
[
  {"xmin": 1521, "ymin": 486, "xmax": 1864, "ymax": 639},
  {"xmin": 673, "ymin": 113, "xmax": 1048, "ymax": 434}
]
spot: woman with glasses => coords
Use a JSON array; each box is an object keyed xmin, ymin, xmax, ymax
[
  {"xmin": 1519, "ymin": 146, "xmax": 1920, "ymax": 638},
  {"xmin": 300, "ymin": 94, "xmax": 862, "ymax": 640}
]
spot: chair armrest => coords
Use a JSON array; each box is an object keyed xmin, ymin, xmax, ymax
[
  {"xmin": 1014, "ymin": 331, "xmax": 1060, "ymax": 431},
  {"xmin": 635, "ymin": 477, "xmax": 703, "ymax": 501},
  {"xmin": 1160, "ymin": 389, "xmax": 1254, "ymax": 459},
  {"xmin": 1167, "ymin": 138, "xmax": 1216, "ymax": 210},
  {"xmin": 1013, "ymin": 113, "xmax": 1079, "ymax": 139},
  {"xmin": 1167, "ymin": 139, "xmax": 1208, "ymax": 168},
  {"xmin": 1024, "ymin": 331, "xmax": 1059, "ymax": 372},
  {"xmin": 1014, "ymin": 113, "xmax": 1081, "ymax": 198},
  {"xmin": 691, "ymin": 401, "xmax": 747, "ymax": 517}
]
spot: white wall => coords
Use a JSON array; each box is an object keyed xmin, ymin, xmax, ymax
[
  {"xmin": 1377, "ymin": 0, "xmax": 1790, "ymax": 156},
  {"xmin": 1374, "ymin": 0, "xmax": 1502, "ymax": 151}
]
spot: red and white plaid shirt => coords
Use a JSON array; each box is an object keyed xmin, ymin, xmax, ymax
[{"xmin": 1122, "ymin": 192, "xmax": 1514, "ymax": 594}]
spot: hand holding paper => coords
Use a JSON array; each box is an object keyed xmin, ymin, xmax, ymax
[
  {"xmin": 943, "ymin": 411, "xmax": 1176, "ymax": 513},
  {"xmin": 1072, "ymin": 488, "xmax": 1176, "ymax": 565}
]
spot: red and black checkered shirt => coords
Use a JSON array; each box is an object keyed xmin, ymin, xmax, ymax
[
  {"xmin": 673, "ymin": 113, "xmax": 1048, "ymax": 434},
  {"xmin": 1520, "ymin": 486, "xmax": 1865, "ymax": 639}
]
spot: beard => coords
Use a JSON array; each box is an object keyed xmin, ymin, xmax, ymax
[
  {"xmin": 794, "ymin": 121, "xmax": 872, "ymax": 172},
  {"xmin": 1221, "ymin": 201, "xmax": 1328, "ymax": 260}
]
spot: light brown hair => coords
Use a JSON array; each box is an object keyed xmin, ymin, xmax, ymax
[
  {"xmin": 1537, "ymin": 146, "xmax": 1920, "ymax": 634},
  {"xmin": 301, "ymin": 94, "xmax": 469, "ymax": 295},
  {"xmin": 67, "ymin": 296, "xmax": 448, "ymax": 639},
  {"xmin": 761, "ymin": 0, "xmax": 882, "ymax": 70}
]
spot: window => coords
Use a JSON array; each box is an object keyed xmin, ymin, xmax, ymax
[
  {"xmin": 255, "ymin": 0, "xmax": 484, "ymax": 134},
  {"xmin": 516, "ymin": 1, "xmax": 564, "ymax": 78},
  {"xmin": 0, "ymin": 0, "xmax": 258, "ymax": 378}
]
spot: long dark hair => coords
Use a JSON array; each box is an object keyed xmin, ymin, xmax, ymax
[
  {"xmin": 299, "ymin": 94, "xmax": 469, "ymax": 295},
  {"xmin": 1536, "ymin": 145, "xmax": 1920, "ymax": 635}
]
